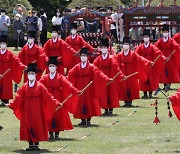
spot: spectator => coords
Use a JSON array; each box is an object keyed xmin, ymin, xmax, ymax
[
  {"xmin": 61, "ymin": 8, "xmax": 71, "ymax": 40},
  {"xmin": 12, "ymin": 13, "xmax": 24, "ymax": 51},
  {"xmin": 39, "ymin": 9, "xmax": 47, "ymax": 47},
  {"xmin": 25, "ymin": 10, "xmax": 38, "ymax": 43},
  {"xmin": 108, "ymin": 6, "xmax": 118, "ymax": 43},
  {"xmin": 51, "ymin": 9, "xmax": 62, "ymax": 37},
  {"xmin": 13, "ymin": 4, "xmax": 28, "ymax": 24},
  {"xmin": 0, "ymin": 9, "xmax": 10, "ymax": 39}
]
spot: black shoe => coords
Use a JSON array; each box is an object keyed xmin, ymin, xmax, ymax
[
  {"xmin": 78, "ymin": 121, "xmax": 86, "ymax": 126},
  {"xmin": 141, "ymin": 94, "xmax": 148, "ymax": 99},
  {"xmin": 55, "ymin": 132, "xmax": 60, "ymax": 139},
  {"xmin": 49, "ymin": 133, "xmax": 54, "ymax": 140},
  {"xmin": 26, "ymin": 146, "xmax": 34, "ymax": 151},
  {"xmin": 34, "ymin": 146, "xmax": 40, "ymax": 151},
  {"xmin": 122, "ymin": 104, "xmax": 129, "ymax": 108},
  {"xmin": 86, "ymin": 121, "xmax": 91, "ymax": 126},
  {"xmin": 149, "ymin": 94, "xmax": 154, "ymax": 98},
  {"xmin": 102, "ymin": 111, "xmax": 108, "ymax": 115},
  {"xmin": 109, "ymin": 111, "xmax": 113, "ymax": 115}
]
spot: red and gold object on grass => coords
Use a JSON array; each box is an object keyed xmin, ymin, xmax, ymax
[{"xmin": 153, "ymin": 99, "xmax": 160, "ymax": 125}]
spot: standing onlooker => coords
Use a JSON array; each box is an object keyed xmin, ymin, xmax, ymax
[
  {"xmin": 25, "ymin": 10, "xmax": 38, "ymax": 43},
  {"xmin": 39, "ymin": 9, "xmax": 47, "ymax": 47},
  {"xmin": 61, "ymin": 8, "xmax": 71, "ymax": 40},
  {"xmin": 13, "ymin": 4, "xmax": 28, "ymax": 24},
  {"xmin": 108, "ymin": 7, "xmax": 118, "ymax": 43},
  {"xmin": 52, "ymin": 9, "xmax": 62, "ymax": 37},
  {"xmin": 0, "ymin": 9, "xmax": 10, "ymax": 39},
  {"xmin": 12, "ymin": 13, "xmax": 24, "ymax": 51}
]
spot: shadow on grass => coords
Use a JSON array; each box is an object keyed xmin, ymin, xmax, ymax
[
  {"xmin": 173, "ymin": 150, "xmax": 180, "ymax": 153},
  {"xmin": 73, "ymin": 124, "xmax": 100, "ymax": 128},
  {"xmin": 120, "ymin": 105, "xmax": 142, "ymax": 108},
  {"xmin": 48, "ymin": 137, "xmax": 77, "ymax": 142},
  {"xmin": 100, "ymin": 114, "xmax": 119, "ymax": 117},
  {"xmin": 13, "ymin": 149, "xmax": 51, "ymax": 153}
]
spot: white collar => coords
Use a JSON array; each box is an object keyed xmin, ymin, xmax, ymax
[
  {"xmin": 52, "ymin": 37, "xmax": 58, "ymax": 43},
  {"xmin": 0, "ymin": 49, "xmax": 7, "ymax": 54},
  {"xmin": 144, "ymin": 42, "xmax": 150, "ymax": 48},
  {"xmin": 163, "ymin": 37, "xmax": 169, "ymax": 42},
  {"xmin": 28, "ymin": 80, "xmax": 36, "ymax": 87},
  {"xmin": 49, "ymin": 71, "xmax": 56, "ymax": 80},
  {"xmin": 81, "ymin": 61, "xmax": 87, "ymax": 68},
  {"xmin": 28, "ymin": 43, "xmax": 34, "ymax": 49},
  {"xmin": 124, "ymin": 50, "xmax": 129, "ymax": 56},
  {"xmin": 71, "ymin": 34, "xmax": 77, "ymax": 39},
  {"xmin": 102, "ymin": 52, "xmax": 108, "ymax": 60}
]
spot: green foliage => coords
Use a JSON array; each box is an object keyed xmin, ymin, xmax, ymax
[
  {"xmin": 151, "ymin": 0, "xmax": 180, "ymax": 6},
  {"xmin": 0, "ymin": 0, "xmax": 32, "ymax": 15},
  {"xmin": 28, "ymin": 0, "xmax": 72, "ymax": 18},
  {"xmin": 68, "ymin": 0, "xmax": 126, "ymax": 9}
]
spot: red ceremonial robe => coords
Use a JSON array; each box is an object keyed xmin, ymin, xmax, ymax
[
  {"xmin": 93, "ymin": 54, "xmax": 124, "ymax": 109},
  {"xmin": 169, "ymin": 89, "xmax": 180, "ymax": 121},
  {"xmin": 43, "ymin": 38, "xmax": 76, "ymax": 75},
  {"xmin": 135, "ymin": 42, "xmax": 165, "ymax": 91},
  {"xmin": 116, "ymin": 50, "xmax": 151, "ymax": 101},
  {"xmin": 18, "ymin": 44, "xmax": 46, "ymax": 82},
  {"xmin": 155, "ymin": 37, "xmax": 180, "ymax": 83},
  {"xmin": 40, "ymin": 72, "xmax": 79, "ymax": 132},
  {"xmin": 65, "ymin": 34, "xmax": 94, "ymax": 69},
  {"xmin": 172, "ymin": 33, "xmax": 180, "ymax": 76},
  {"xmin": 0, "ymin": 49, "xmax": 25, "ymax": 100},
  {"xmin": 172, "ymin": 33, "xmax": 180, "ymax": 45},
  {"xmin": 9, "ymin": 81, "xmax": 59, "ymax": 142},
  {"xmin": 68, "ymin": 62, "xmax": 110, "ymax": 119}
]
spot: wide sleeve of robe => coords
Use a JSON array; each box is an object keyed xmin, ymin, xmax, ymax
[
  {"xmin": 40, "ymin": 83, "xmax": 60, "ymax": 122},
  {"xmin": 36, "ymin": 47, "xmax": 47, "ymax": 72},
  {"xmin": 134, "ymin": 52, "xmax": 152, "ymax": 82},
  {"xmin": 60, "ymin": 75, "xmax": 79, "ymax": 114},
  {"xmin": 10, "ymin": 52, "xmax": 25, "ymax": 84},
  {"xmin": 170, "ymin": 39, "xmax": 180, "ymax": 68},
  {"xmin": 59, "ymin": 39, "xmax": 76, "ymax": 68},
  {"xmin": 18, "ymin": 46, "xmax": 26, "ymax": 64},
  {"xmin": 79, "ymin": 36, "xmax": 94, "ymax": 52},
  {"xmin": 9, "ymin": 84, "xmax": 26, "ymax": 120},
  {"xmin": 169, "ymin": 89, "xmax": 180, "ymax": 121},
  {"xmin": 92, "ymin": 65, "xmax": 110, "ymax": 99}
]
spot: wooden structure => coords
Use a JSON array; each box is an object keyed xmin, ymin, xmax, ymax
[
  {"xmin": 120, "ymin": 0, "xmax": 180, "ymax": 42},
  {"xmin": 66, "ymin": 10, "xmax": 106, "ymax": 47}
]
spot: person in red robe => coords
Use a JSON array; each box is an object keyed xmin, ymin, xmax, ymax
[
  {"xmin": 168, "ymin": 89, "xmax": 180, "ymax": 121},
  {"xmin": 135, "ymin": 29, "xmax": 165, "ymax": 98},
  {"xmin": 172, "ymin": 32, "xmax": 180, "ymax": 78},
  {"xmin": 116, "ymin": 37, "xmax": 153, "ymax": 107},
  {"xmin": 40, "ymin": 56, "xmax": 81, "ymax": 139},
  {"xmin": 68, "ymin": 48, "xmax": 111, "ymax": 125},
  {"xmin": 172, "ymin": 32, "xmax": 180, "ymax": 45},
  {"xmin": 65, "ymin": 23, "xmax": 94, "ymax": 70},
  {"xmin": 43, "ymin": 26, "xmax": 76, "ymax": 75},
  {"xmin": 155, "ymin": 25, "xmax": 180, "ymax": 89},
  {"xmin": 93, "ymin": 38, "xmax": 126, "ymax": 115},
  {"xmin": 7, "ymin": 63, "xmax": 60, "ymax": 151},
  {"xmin": 0, "ymin": 35, "xmax": 25, "ymax": 105},
  {"xmin": 18, "ymin": 32, "xmax": 46, "ymax": 82}
]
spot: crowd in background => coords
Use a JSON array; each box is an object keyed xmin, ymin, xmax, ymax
[{"xmin": 0, "ymin": 4, "xmax": 179, "ymax": 50}]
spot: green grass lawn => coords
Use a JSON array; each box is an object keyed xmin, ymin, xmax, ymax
[{"xmin": 0, "ymin": 48, "xmax": 179, "ymax": 154}]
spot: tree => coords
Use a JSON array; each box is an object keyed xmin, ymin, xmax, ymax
[
  {"xmin": 28, "ymin": 0, "xmax": 72, "ymax": 18},
  {"xmin": 0, "ymin": 0, "xmax": 32, "ymax": 16},
  {"xmin": 68, "ymin": 0, "xmax": 126, "ymax": 9}
]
